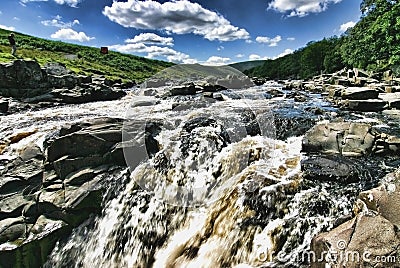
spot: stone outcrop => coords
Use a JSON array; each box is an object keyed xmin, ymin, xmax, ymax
[
  {"xmin": 311, "ymin": 168, "xmax": 400, "ymax": 268},
  {"xmin": 302, "ymin": 121, "xmax": 399, "ymax": 156},
  {"xmin": 341, "ymin": 99, "xmax": 387, "ymax": 112},
  {"xmin": 0, "ymin": 60, "xmax": 127, "ymax": 104},
  {"xmin": 341, "ymin": 87, "xmax": 379, "ymax": 100},
  {"xmin": 301, "ymin": 155, "xmax": 364, "ymax": 183},
  {"xmin": 0, "ymin": 118, "xmax": 127, "ymax": 267}
]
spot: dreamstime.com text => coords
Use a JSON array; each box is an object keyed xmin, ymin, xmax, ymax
[{"xmin": 257, "ymin": 240, "xmax": 397, "ymax": 265}]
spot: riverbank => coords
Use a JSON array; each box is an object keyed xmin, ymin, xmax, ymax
[{"xmin": 0, "ymin": 61, "xmax": 399, "ymax": 267}]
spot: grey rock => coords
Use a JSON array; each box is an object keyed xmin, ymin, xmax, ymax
[
  {"xmin": 0, "ymin": 98, "xmax": 9, "ymax": 113},
  {"xmin": 44, "ymin": 62, "xmax": 71, "ymax": 76},
  {"xmin": 0, "ymin": 60, "xmax": 44, "ymax": 89},
  {"xmin": 301, "ymin": 155, "xmax": 362, "ymax": 183},
  {"xmin": 311, "ymin": 213, "xmax": 400, "ymax": 268},
  {"xmin": 302, "ymin": 122, "xmax": 377, "ymax": 156},
  {"xmin": 379, "ymin": 92, "xmax": 400, "ymax": 109},
  {"xmin": 169, "ymin": 84, "xmax": 197, "ymax": 96},
  {"xmin": 341, "ymin": 87, "xmax": 379, "ymax": 100},
  {"xmin": 0, "ymin": 60, "xmax": 126, "ymax": 103},
  {"xmin": 343, "ymin": 99, "xmax": 387, "ymax": 112},
  {"xmin": 0, "ymin": 217, "xmax": 26, "ymax": 244}
]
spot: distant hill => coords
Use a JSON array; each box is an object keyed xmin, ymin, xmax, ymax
[
  {"xmin": 0, "ymin": 29, "xmax": 174, "ymax": 83},
  {"xmin": 229, "ymin": 60, "xmax": 266, "ymax": 73}
]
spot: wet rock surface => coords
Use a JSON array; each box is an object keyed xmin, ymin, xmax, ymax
[
  {"xmin": 311, "ymin": 168, "xmax": 400, "ymax": 268},
  {"xmin": 0, "ymin": 60, "xmax": 127, "ymax": 107},
  {"xmin": 0, "ymin": 117, "xmax": 127, "ymax": 267},
  {"xmin": 0, "ymin": 62, "xmax": 400, "ymax": 267}
]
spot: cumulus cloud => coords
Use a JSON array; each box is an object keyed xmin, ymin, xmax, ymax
[
  {"xmin": 103, "ymin": 0, "xmax": 250, "ymax": 42},
  {"xmin": 287, "ymin": 37, "xmax": 295, "ymax": 41},
  {"xmin": 53, "ymin": 0, "xmax": 81, "ymax": 7},
  {"xmin": 51, "ymin": 28, "xmax": 95, "ymax": 42},
  {"xmin": 255, "ymin": 35, "xmax": 282, "ymax": 47},
  {"xmin": 249, "ymin": 54, "xmax": 269, "ymax": 61},
  {"xmin": 269, "ymin": 0, "xmax": 342, "ymax": 17},
  {"xmin": 204, "ymin": 56, "xmax": 231, "ymax": 66},
  {"xmin": 339, "ymin": 21, "xmax": 356, "ymax": 32},
  {"xmin": 0, "ymin": 24, "xmax": 15, "ymax": 31},
  {"xmin": 125, "ymin": 33, "xmax": 174, "ymax": 46},
  {"xmin": 20, "ymin": 0, "xmax": 81, "ymax": 7},
  {"xmin": 109, "ymin": 43, "xmax": 196, "ymax": 64},
  {"xmin": 236, "ymin": 54, "xmax": 244, "ymax": 58},
  {"xmin": 41, "ymin": 15, "xmax": 80, "ymax": 28},
  {"xmin": 273, "ymin": 49, "xmax": 294, "ymax": 59}
]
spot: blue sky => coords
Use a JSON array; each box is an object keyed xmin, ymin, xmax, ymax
[{"xmin": 0, "ymin": 0, "xmax": 361, "ymax": 65}]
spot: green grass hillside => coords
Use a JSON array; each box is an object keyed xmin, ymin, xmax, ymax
[
  {"xmin": 0, "ymin": 29, "xmax": 174, "ymax": 83},
  {"xmin": 229, "ymin": 60, "xmax": 266, "ymax": 73}
]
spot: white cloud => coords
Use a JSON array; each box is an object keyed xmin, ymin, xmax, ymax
[
  {"xmin": 256, "ymin": 35, "xmax": 282, "ymax": 47},
  {"xmin": 13, "ymin": 17, "xmax": 20, "ymax": 21},
  {"xmin": 0, "ymin": 25, "xmax": 15, "ymax": 31},
  {"xmin": 249, "ymin": 54, "xmax": 269, "ymax": 61},
  {"xmin": 217, "ymin": 46, "xmax": 224, "ymax": 51},
  {"xmin": 103, "ymin": 0, "xmax": 250, "ymax": 42},
  {"xmin": 51, "ymin": 28, "xmax": 95, "ymax": 42},
  {"xmin": 125, "ymin": 33, "xmax": 174, "ymax": 46},
  {"xmin": 339, "ymin": 21, "xmax": 356, "ymax": 32},
  {"xmin": 287, "ymin": 37, "xmax": 295, "ymax": 41},
  {"xmin": 273, "ymin": 49, "xmax": 294, "ymax": 59},
  {"xmin": 204, "ymin": 56, "xmax": 231, "ymax": 66},
  {"xmin": 53, "ymin": 0, "xmax": 81, "ymax": 7},
  {"xmin": 20, "ymin": 0, "xmax": 81, "ymax": 7},
  {"xmin": 236, "ymin": 54, "xmax": 244, "ymax": 58},
  {"xmin": 109, "ymin": 43, "xmax": 196, "ymax": 64},
  {"xmin": 269, "ymin": 0, "xmax": 342, "ymax": 17},
  {"xmin": 41, "ymin": 15, "xmax": 80, "ymax": 28}
]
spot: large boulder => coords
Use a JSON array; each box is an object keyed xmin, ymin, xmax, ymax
[
  {"xmin": 311, "ymin": 213, "xmax": 400, "ymax": 268},
  {"xmin": 0, "ymin": 117, "xmax": 128, "ymax": 266},
  {"xmin": 342, "ymin": 99, "xmax": 387, "ymax": 112},
  {"xmin": 302, "ymin": 121, "xmax": 399, "ymax": 156},
  {"xmin": 301, "ymin": 155, "xmax": 363, "ymax": 183},
  {"xmin": 311, "ymin": 168, "xmax": 400, "ymax": 267},
  {"xmin": 302, "ymin": 122, "xmax": 377, "ymax": 156},
  {"xmin": 0, "ymin": 60, "xmax": 44, "ymax": 89},
  {"xmin": 341, "ymin": 87, "xmax": 379, "ymax": 100},
  {"xmin": 0, "ymin": 60, "xmax": 125, "ymax": 103},
  {"xmin": 379, "ymin": 92, "xmax": 400, "ymax": 109},
  {"xmin": 169, "ymin": 84, "xmax": 197, "ymax": 96}
]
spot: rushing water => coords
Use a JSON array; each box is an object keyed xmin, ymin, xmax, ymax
[{"xmin": 1, "ymin": 75, "xmax": 397, "ymax": 267}]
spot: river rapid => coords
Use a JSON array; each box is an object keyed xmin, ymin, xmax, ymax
[{"xmin": 1, "ymin": 68, "xmax": 398, "ymax": 267}]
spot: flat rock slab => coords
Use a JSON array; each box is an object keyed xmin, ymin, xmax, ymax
[
  {"xmin": 341, "ymin": 87, "xmax": 379, "ymax": 100},
  {"xmin": 344, "ymin": 99, "xmax": 387, "ymax": 112},
  {"xmin": 302, "ymin": 122, "xmax": 377, "ymax": 156},
  {"xmin": 301, "ymin": 155, "xmax": 362, "ymax": 183},
  {"xmin": 379, "ymin": 92, "xmax": 400, "ymax": 109}
]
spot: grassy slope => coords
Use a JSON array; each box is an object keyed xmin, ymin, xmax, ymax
[
  {"xmin": 0, "ymin": 29, "xmax": 174, "ymax": 83},
  {"xmin": 229, "ymin": 60, "xmax": 266, "ymax": 73}
]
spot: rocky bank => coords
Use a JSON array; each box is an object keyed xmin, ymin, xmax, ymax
[
  {"xmin": 286, "ymin": 68, "xmax": 400, "ymax": 267},
  {"xmin": 0, "ymin": 60, "xmax": 129, "ymax": 113},
  {"xmin": 0, "ymin": 60, "xmax": 399, "ymax": 267}
]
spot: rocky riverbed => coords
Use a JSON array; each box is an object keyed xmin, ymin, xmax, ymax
[{"xmin": 0, "ymin": 60, "xmax": 399, "ymax": 267}]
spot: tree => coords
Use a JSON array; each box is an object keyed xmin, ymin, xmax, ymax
[{"xmin": 340, "ymin": 0, "xmax": 400, "ymax": 71}]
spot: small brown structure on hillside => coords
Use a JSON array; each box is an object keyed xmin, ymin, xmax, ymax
[{"xmin": 100, "ymin": 47, "xmax": 109, "ymax": 54}]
